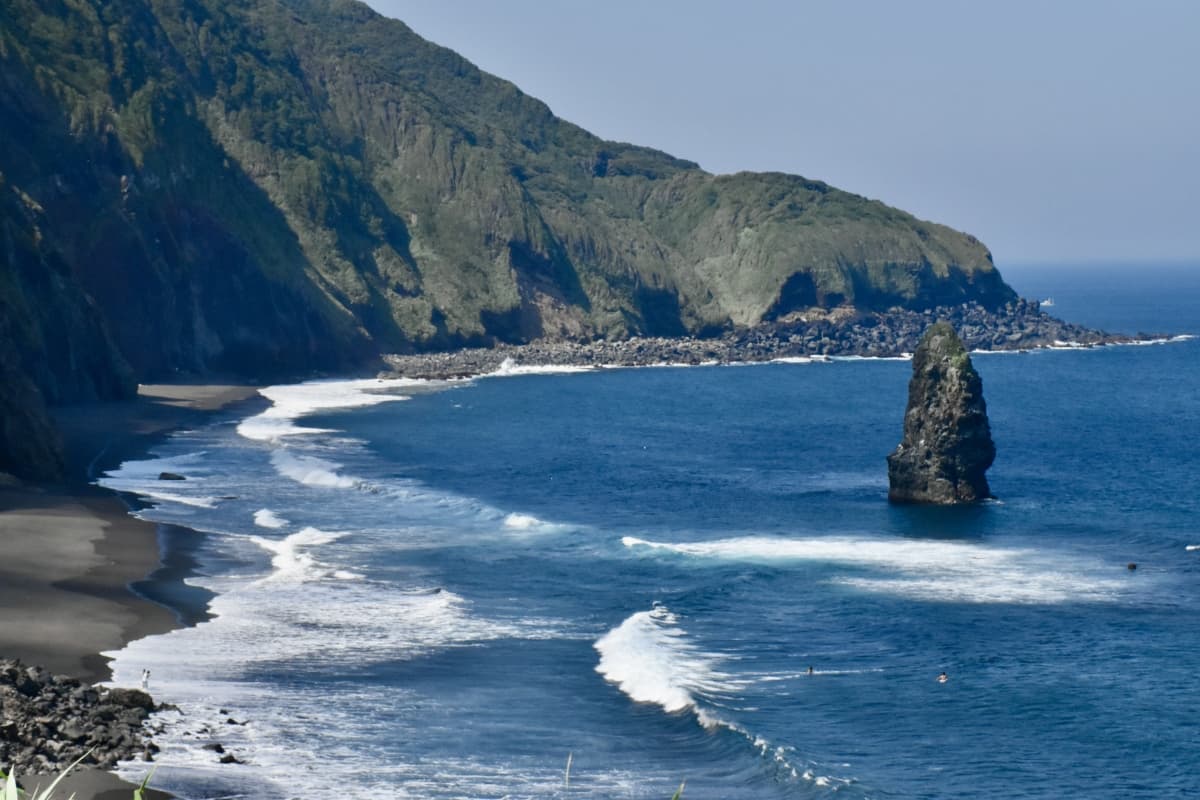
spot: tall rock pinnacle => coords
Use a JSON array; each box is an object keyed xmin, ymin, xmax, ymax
[{"xmin": 887, "ymin": 323, "xmax": 995, "ymax": 504}]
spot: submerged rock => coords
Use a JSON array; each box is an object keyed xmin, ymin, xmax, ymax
[{"xmin": 887, "ymin": 323, "xmax": 995, "ymax": 504}]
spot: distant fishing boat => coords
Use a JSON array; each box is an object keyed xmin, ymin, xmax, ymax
[{"xmin": 1039, "ymin": 297, "xmax": 1055, "ymax": 307}]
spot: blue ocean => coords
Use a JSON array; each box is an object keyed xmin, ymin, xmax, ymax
[{"xmin": 100, "ymin": 264, "xmax": 1200, "ymax": 799}]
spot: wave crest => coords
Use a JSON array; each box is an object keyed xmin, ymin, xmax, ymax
[
  {"xmin": 594, "ymin": 605, "xmax": 744, "ymax": 729},
  {"xmin": 623, "ymin": 535, "xmax": 1134, "ymax": 604},
  {"xmin": 238, "ymin": 378, "xmax": 418, "ymax": 442}
]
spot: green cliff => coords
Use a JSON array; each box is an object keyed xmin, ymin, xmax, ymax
[{"xmin": 0, "ymin": 0, "xmax": 1014, "ymax": 480}]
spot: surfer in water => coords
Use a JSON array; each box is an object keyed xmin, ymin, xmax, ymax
[{"xmin": 937, "ymin": 671, "xmax": 948, "ymax": 683}]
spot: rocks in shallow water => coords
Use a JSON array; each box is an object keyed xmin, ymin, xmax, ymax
[
  {"xmin": 157, "ymin": 471, "xmax": 186, "ymax": 480},
  {"xmin": 0, "ymin": 658, "xmax": 163, "ymax": 774},
  {"xmin": 887, "ymin": 323, "xmax": 995, "ymax": 504}
]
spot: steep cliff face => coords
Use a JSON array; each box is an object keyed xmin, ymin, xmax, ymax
[
  {"xmin": 0, "ymin": 172, "xmax": 136, "ymax": 479},
  {"xmin": 0, "ymin": 0, "xmax": 1016, "ymax": 479},
  {"xmin": 887, "ymin": 323, "xmax": 995, "ymax": 504}
]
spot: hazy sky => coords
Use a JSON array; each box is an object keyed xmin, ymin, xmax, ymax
[{"xmin": 365, "ymin": 1, "xmax": 1198, "ymax": 266}]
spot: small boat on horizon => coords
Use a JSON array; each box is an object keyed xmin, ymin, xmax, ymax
[{"xmin": 1039, "ymin": 297, "xmax": 1055, "ymax": 307}]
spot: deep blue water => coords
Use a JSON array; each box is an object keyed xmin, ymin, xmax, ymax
[{"xmin": 101, "ymin": 264, "xmax": 1200, "ymax": 799}]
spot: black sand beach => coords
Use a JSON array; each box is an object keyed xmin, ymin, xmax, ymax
[{"xmin": 0, "ymin": 384, "xmax": 260, "ymax": 799}]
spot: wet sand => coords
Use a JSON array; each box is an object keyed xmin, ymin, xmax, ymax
[{"xmin": 0, "ymin": 383, "xmax": 260, "ymax": 799}]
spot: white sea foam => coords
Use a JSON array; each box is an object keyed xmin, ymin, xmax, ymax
[
  {"xmin": 99, "ymin": 451, "xmax": 224, "ymax": 508},
  {"xmin": 270, "ymin": 449, "xmax": 360, "ymax": 489},
  {"xmin": 105, "ymin": 565, "xmax": 563, "ymax": 800},
  {"xmin": 594, "ymin": 606, "xmax": 850, "ymax": 789},
  {"xmin": 237, "ymin": 377, "xmax": 419, "ymax": 442},
  {"xmin": 1187, "ymin": 544, "xmax": 1200, "ymax": 551},
  {"xmin": 502, "ymin": 512, "xmax": 542, "ymax": 530},
  {"xmin": 594, "ymin": 605, "xmax": 747, "ymax": 729},
  {"xmin": 768, "ymin": 355, "xmax": 830, "ymax": 365},
  {"xmin": 623, "ymin": 535, "xmax": 1133, "ymax": 604},
  {"xmin": 249, "ymin": 527, "xmax": 355, "ymax": 582},
  {"xmin": 486, "ymin": 357, "xmax": 595, "ymax": 377},
  {"xmin": 101, "ymin": 450, "xmax": 211, "ymax": 480},
  {"xmin": 253, "ymin": 508, "xmax": 289, "ymax": 529},
  {"xmin": 126, "ymin": 489, "xmax": 219, "ymax": 509},
  {"xmin": 499, "ymin": 511, "xmax": 575, "ymax": 535},
  {"xmin": 831, "ymin": 353, "xmax": 913, "ymax": 362}
]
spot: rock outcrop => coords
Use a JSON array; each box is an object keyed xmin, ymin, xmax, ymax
[
  {"xmin": 385, "ymin": 298, "xmax": 1137, "ymax": 379},
  {"xmin": 887, "ymin": 323, "xmax": 995, "ymax": 504},
  {"xmin": 0, "ymin": 659, "xmax": 164, "ymax": 774}
]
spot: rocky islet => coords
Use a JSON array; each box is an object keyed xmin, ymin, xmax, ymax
[{"xmin": 886, "ymin": 323, "xmax": 996, "ymax": 504}]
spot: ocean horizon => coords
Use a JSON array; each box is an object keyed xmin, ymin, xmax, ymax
[{"xmin": 99, "ymin": 263, "xmax": 1200, "ymax": 799}]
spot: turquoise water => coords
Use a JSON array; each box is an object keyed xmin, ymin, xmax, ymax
[{"xmin": 101, "ymin": 264, "xmax": 1200, "ymax": 799}]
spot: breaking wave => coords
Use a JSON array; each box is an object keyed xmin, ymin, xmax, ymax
[
  {"xmin": 237, "ymin": 377, "xmax": 420, "ymax": 442},
  {"xmin": 270, "ymin": 449, "xmax": 361, "ymax": 489},
  {"xmin": 622, "ymin": 535, "xmax": 1136, "ymax": 604}
]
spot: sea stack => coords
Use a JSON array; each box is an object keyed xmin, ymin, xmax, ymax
[{"xmin": 887, "ymin": 322, "xmax": 995, "ymax": 504}]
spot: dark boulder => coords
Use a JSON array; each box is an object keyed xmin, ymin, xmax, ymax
[
  {"xmin": 887, "ymin": 322, "xmax": 995, "ymax": 504},
  {"xmin": 0, "ymin": 658, "xmax": 164, "ymax": 775}
]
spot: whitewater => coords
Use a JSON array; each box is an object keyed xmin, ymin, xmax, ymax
[{"xmin": 97, "ymin": 266, "xmax": 1200, "ymax": 799}]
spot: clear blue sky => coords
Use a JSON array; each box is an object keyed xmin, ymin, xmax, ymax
[{"xmin": 365, "ymin": 1, "xmax": 1198, "ymax": 266}]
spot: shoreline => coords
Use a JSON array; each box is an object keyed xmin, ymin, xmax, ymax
[
  {"xmin": 0, "ymin": 383, "xmax": 260, "ymax": 799},
  {"xmin": 0, "ymin": 306, "xmax": 1175, "ymax": 678},
  {"xmin": 382, "ymin": 302, "xmax": 1174, "ymax": 380},
  {"xmin": 0, "ymin": 306, "xmax": 1184, "ymax": 798}
]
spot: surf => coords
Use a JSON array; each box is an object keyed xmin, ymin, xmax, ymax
[{"xmin": 622, "ymin": 534, "xmax": 1136, "ymax": 604}]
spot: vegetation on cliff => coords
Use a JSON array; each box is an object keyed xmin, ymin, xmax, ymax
[{"xmin": 0, "ymin": 0, "xmax": 1014, "ymax": 479}]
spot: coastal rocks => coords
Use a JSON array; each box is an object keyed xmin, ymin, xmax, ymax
[
  {"xmin": 157, "ymin": 471, "xmax": 186, "ymax": 481},
  {"xmin": 382, "ymin": 300, "xmax": 1143, "ymax": 381},
  {"xmin": 0, "ymin": 659, "xmax": 163, "ymax": 774},
  {"xmin": 887, "ymin": 323, "xmax": 995, "ymax": 504}
]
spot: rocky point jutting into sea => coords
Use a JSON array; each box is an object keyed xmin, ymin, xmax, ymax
[
  {"xmin": 382, "ymin": 297, "xmax": 1142, "ymax": 378},
  {"xmin": 1, "ymin": 0, "xmax": 1083, "ymax": 483}
]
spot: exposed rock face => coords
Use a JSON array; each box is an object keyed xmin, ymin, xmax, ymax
[{"xmin": 887, "ymin": 323, "xmax": 995, "ymax": 504}]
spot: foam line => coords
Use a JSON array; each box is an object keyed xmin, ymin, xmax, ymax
[
  {"xmin": 623, "ymin": 535, "xmax": 1132, "ymax": 604},
  {"xmin": 238, "ymin": 377, "xmax": 420, "ymax": 442},
  {"xmin": 486, "ymin": 357, "xmax": 595, "ymax": 377},
  {"xmin": 270, "ymin": 450, "xmax": 360, "ymax": 489},
  {"xmin": 127, "ymin": 489, "xmax": 218, "ymax": 509}
]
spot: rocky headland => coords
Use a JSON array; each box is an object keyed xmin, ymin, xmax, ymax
[
  {"xmin": 383, "ymin": 298, "xmax": 1148, "ymax": 379},
  {"xmin": 3, "ymin": 0, "xmax": 1020, "ymax": 483},
  {"xmin": 886, "ymin": 323, "xmax": 995, "ymax": 504}
]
